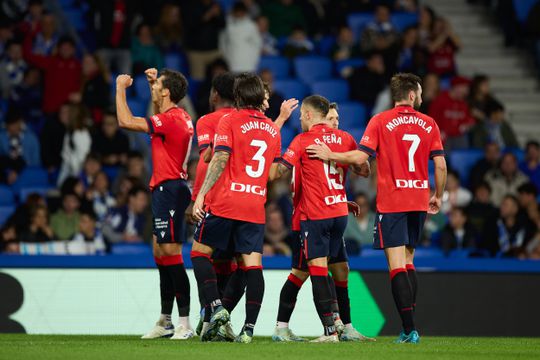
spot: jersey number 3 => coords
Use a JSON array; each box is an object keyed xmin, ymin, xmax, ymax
[
  {"xmin": 246, "ymin": 140, "xmax": 267, "ymax": 178},
  {"xmin": 402, "ymin": 134, "xmax": 420, "ymax": 172}
]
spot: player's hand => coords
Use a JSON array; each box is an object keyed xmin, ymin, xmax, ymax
[
  {"xmin": 306, "ymin": 142, "xmax": 332, "ymax": 161},
  {"xmin": 116, "ymin": 74, "xmax": 133, "ymax": 89},
  {"xmin": 352, "ymin": 160, "xmax": 370, "ymax": 177},
  {"xmin": 347, "ymin": 201, "xmax": 360, "ymax": 217},
  {"xmin": 192, "ymin": 195, "xmax": 206, "ymax": 222},
  {"xmin": 279, "ymin": 98, "xmax": 299, "ymax": 120},
  {"xmin": 185, "ymin": 201, "xmax": 195, "ymax": 225},
  {"xmin": 428, "ymin": 195, "xmax": 442, "ymax": 215},
  {"xmin": 144, "ymin": 68, "xmax": 158, "ymax": 84}
]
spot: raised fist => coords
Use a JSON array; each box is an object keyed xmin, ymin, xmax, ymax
[{"xmin": 116, "ymin": 74, "xmax": 133, "ymax": 89}]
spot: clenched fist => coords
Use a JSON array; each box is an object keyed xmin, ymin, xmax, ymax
[
  {"xmin": 145, "ymin": 68, "xmax": 158, "ymax": 83},
  {"xmin": 116, "ymin": 74, "xmax": 133, "ymax": 89}
]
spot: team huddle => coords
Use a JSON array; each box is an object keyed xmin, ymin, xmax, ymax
[{"xmin": 115, "ymin": 68, "xmax": 447, "ymax": 344}]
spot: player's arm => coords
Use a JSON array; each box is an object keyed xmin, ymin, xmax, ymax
[
  {"xmin": 144, "ymin": 68, "xmax": 160, "ymax": 115},
  {"xmin": 202, "ymin": 146, "xmax": 213, "ymax": 163},
  {"xmin": 269, "ymin": 162, "xmax": 291, "ymax": 181},
  {"xmin": 192, "ymin": 150, "xmax": 230, "ymax": 221},
  {"xmin": 429, "ymin": 155, "xmax": 447, "ymax": 214},
  {"xmin": 307, "ymin": 142, "xmax": 369, "ymax": 167},
  {"xmin": 115, "ymin": 75, "xmax": 149, "ymax": 133},
  {"xmin": 274, "ymin": 98, "xmax": 299, "ymax": 130}
]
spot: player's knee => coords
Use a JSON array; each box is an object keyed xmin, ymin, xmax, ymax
[
  {"xmin": 159, "ymin": 243, "xmax": 181, "ymax": 257},
  {"xmin": 291, "ymin": 268, "xmax": 309, "ymax": 282},
  {"xmin": 191, "ymin": 241, "xmax": 213, "ymax": 256},
  {"xmin": 330, "ymin": 262, "xmax": 349, "ymax": 281}
]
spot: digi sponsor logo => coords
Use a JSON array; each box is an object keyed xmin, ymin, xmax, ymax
[
  {"xmin": 324, "ymin": 194, "xmax": 347, "ymax": 205},
  {"xmin": 395, "ymin": 179, "xmax": 429, "ymax": 189},
  {"xmin": 152, "ymin": 115, "xmax": 162, "ymax": 127},
  {"xmin": 230, "ymin": 182, "xmax": 267, "ymax": 196}
]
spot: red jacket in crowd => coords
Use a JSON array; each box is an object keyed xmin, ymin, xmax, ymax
[
  {"xmin": 23, "ymin": 32, "xmax": 81, "ymax": 114},
  {"xmin": 428, "ymin": 91, "xmax": 475, "ymax": 140}
]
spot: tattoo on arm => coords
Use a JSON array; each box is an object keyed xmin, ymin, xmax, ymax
[
  {"xmin": 198, "ymin": 151, "xmax": 230, "ymax": 197},
  {"xmin": 278, "ymin": 163, "xmax": 290, "ymax": 177}
]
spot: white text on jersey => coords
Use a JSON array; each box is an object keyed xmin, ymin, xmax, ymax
[
  {"xmin": 314, "ymin": 134, "xmax": 342, "ymax": 145},
  {"xmin": 395, "ymin": 179, "xmax": 429, "ymax": 189},
  {"xmin": 324, "ymin": 194, "xmax": 347, "ymax": 205},
  {"xmin": 385, "ymin": 116, "xmax": 432, "ymax": 133},
  {"xmin": 240, "ymin": 121, "xmax": 278, "ymax": 138},
  {"xmin": 231, "ymin": 182, "xmax": 267, "ymax": 196}
]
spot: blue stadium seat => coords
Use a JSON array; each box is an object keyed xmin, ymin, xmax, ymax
[
  {"xmin": 102, "ymin": 166, "xmax": 120, "ymax": 182},
  {"xmin": 64, "ymin": 8, "xmax": 86, "ymax": 32},
  {"xmin": 258, "ymin": 56, "xmax": 290, "ymax": 79},
  {"xmin": 347, "ymin": 13, "xmax": 374, "ymax": 39},
  {"xmin": 126, "ymin": 97, "xmax": 148, "ymax": 117},
  {"xmin": 273, "ymin": 79, "xmax": 309, "ymax": 100},
  {"xmin": 337, "ymin": 101, "xmax": 367, "ymax": 129},
  {"xmin": 506, "ymin": 147, "xmax": 525, "ymax": 163},
  {"xmin": 19, "ymin": 187, "xmax": 54, "ymax": 202},
  {"xmin": 164, "ymin": 53, "xmax": 182, "ymax": 71},
  {"xmin": 316, "ymin": 35, "xmax": 336, "ymax": 56},
  {"xmin": 12, "ymin": 167, "xmax": 49, "ymax": 192},
  {"xmin": 448, "ymin": 249, "xmax": 472, "ymax": 259},
  {"xmin": 187, "ymin": 78, "xmax": 202, "ymax": 101},
  {"xmin": 360, "ymin": 248, "xmax": 386, "ymax": 258},
  {"xmin": 311, "ymin": 79, "xmax": 349, "ymax": 103},
  {"xmin": 448, "ymin": 149, "xmax": 484, "ymax": 186},
  {"xmin": 0, "ymin": 185, "xmax": 15, "ymax": 206},
  {"xmin": 335, "ymin": 58, "xmax": 365, "ymax": 76},
  {"xmin": 294, "ymin": 56, "xmax": 333, "ymax": 84},
  {"xmin": 513, "ymin": 0, "xmax": 539, "ymax": 23},
  {"xmin": 392, "ymin": 12, "xmax": 419, "ymax": 31},
  {"xmin": 111, "ymin": 243, "xmax": 152, "ymax": 255},
  {"xmin": 134, "ymin": 75, "xmax": 150, "ymax": 102},
  {"xmin": 0, "ymin": 205, "xmax": 15, "ymax": 227}
]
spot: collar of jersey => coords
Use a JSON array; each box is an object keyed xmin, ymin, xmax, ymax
[
  {"xmin": 394, "ymin": 104, "xmax": 415, "ymax": 113},
  {"xmin": 312, "ymin": 122, "xmax": 330, "ymax": 129},
  {"xmin": 163, "ymin": 106, "xmax": 178, "ymax": 113},
  {"xmin": 242, "ymin": 108, "xmax": 266, "ymax": 119}
]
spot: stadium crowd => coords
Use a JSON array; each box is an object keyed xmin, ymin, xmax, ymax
[{"xmin": 0, "ymin": 0, "xmax": 539, "ymax": 259}]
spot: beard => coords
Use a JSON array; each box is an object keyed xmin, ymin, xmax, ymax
[{"xmin": 413, "ymin": 97, "xmax": 421, "ymax": 110}]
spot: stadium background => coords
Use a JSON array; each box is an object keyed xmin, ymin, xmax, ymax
[{"xmin": 1, "ymin": 0, "xmax": 540, "ymax": 338}]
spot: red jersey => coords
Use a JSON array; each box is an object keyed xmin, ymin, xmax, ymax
[
  {"xmin": 146, "ymin": 107, "xmax": 193, "ymax": 190},
  {"xmin": 428, "ymin": 91, "xmax": 474, "ymax": 138},
  {"xmin": 206, "ymin": 109, "xmax": 281, "ymax": 224},
  {"xmin": 282, "ymin": 124, "xmax": 357, "ymax": 221},
  {"xmin": 291, "ymin": 166, "xmax": 302, "ymax": 231},
  {"xmin": 191, "ymin": 107, "xmax": 234, "ymax": 201},
  {"xmin": 359, "ymin": 105, "xmax": 444, "ymax": 213}
]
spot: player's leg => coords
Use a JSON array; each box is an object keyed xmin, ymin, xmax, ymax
[
  {"xmin": 233, "ymin": 222, "xmax": 265, "ymax": 343},
  {"xmin": 141, "ymin": 235, "xmax": 175, "ymax": 339},
  {"xmin": 406, "ymin": 247, "xmax": 417, "ymax": 311},
  {"xmin": 406, "ymin": 211, "xmax": 426, "ymax": 314},
  {"xmin": 222, "ymin": 257, "xmax": 246, "ymax": 314}
]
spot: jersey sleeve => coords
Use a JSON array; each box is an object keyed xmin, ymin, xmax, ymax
[
  {"xmin": 429, "ymin": 122, "xmax": 445, "ymax": 159},
  {"xmin": 196, "ymin": 116, "xmax": 213, "ymax": 152},
  {"xmin": 214, "ymin": 117, "xmax": 233, "ymax": 153},
  {"xmin": 280, "ymin": 135, "xmax": 303, "ymax": 169},
  {"xmin": 358, "ymin": 116, "xmax": 379, "ymax": 157},
  {"xmin": 146, "ymin": 113, "xmax": 174, "ymax": 135},
  {"xmin": 274, "ymin": 134, "xmax": 282, "ymax": 163}
]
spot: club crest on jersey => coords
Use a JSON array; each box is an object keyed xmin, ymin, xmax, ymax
[
  {"xmin": 230, "ymin": 182, "xmax": 267, "ymax": 196},
  {"xmin": 396, "ymin": 179, "xmax": 429, "ymax": 189}
]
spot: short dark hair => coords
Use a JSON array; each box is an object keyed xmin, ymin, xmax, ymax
[
  {"xmin": 57, "ymin": 35, "xmax": 76, "ymax": 48},
  {"xmin": 390, "ymin": 73, "xmax": 422, "ymax": 103},
  {"xmin": 525, "ymin": 140, "xmax": 540, "ymax": 150},
  {"xmin": 451, "ymin": 206, "xmax": 467, "ymax": 217},
  {"xmin": 474, "ymin": 181, "xmax": 492, "ymax": 194},
  {"xmin": 302, "ymin": 95, "xmax": 330, "ymax": 117},
  {"xmin": 128, "ymin": 186, "xmax": 147, "ymax": 198},
  {"xmin": 127, "ymin": 150, "xmax": 144, "ymax": 160},
  {"xmin": 517, "ymin": 182, "xmax": 538, "ymax": 197},
  {"xmin": 486, "ymin": 101, "xmax": 505, "ymax": 116},
  {"xmin": 212, "ymin": 72, "xmax": 236, "ymax": 103},
  {"xmin": 234, "ymin": 72, "xmax": 265, "ymax": 109},
  {"xmin": 329, "ymin": 102, "xmax": 338, "ymax": 110},
  {"xmin": 232, "ymin": 1, "xmax": 248, "ymax": 13},
  {"xmin": 160, "ymin": 69, "xmax": 188, "ymax": 103},
  {"xmin": 5, "ymin": 107, "xmax": 23, "ymax": 124},
  {"xmin": 80, "ymin": 209, "xmax": 97, "ymax": 221}
]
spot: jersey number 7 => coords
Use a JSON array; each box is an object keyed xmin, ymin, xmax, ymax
[{"xmin": 402, "ymin": 134, "xmax": 420, "ymax": 172}]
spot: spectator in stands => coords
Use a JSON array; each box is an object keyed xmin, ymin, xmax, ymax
[
  {"xmin": 257, "ymin": 15, "xmax": 278, "ymax": 56},
  {"xmin": 79, "ymin": 153, "xmax": 102, "ymax": 189},
  {"xmin": 31, "ymin": 12, "xmax": 58, "ymax": 56},
  {"xmin": 517, "ymin": 183, "xmax": 540, "ymax": 228},
  {"xmin": 91, "ymin": 0, "xmax": 135, "ymax": 74},
  {"xmin": 68, "ymin": 210, "xmax": 106, "ymax": 255},
  {"xmin": 468, "ymin": 74, "xmax": 501, "ymax": 122},
  {"xmin": 485, "ymin": 153, "xmax": 529, "ymax": 206},
  {"xmin": 91, "ymin": 113, "xmax": 129, "ymax": 166},
  {"xmin": 262, "ymin": 0, "xmax": 306, "ymax": 38},
  {"xmin": 360, "ymin": 4, "xmax": 400, "ymax": 75},
  {"xmin": 259, "ymin": 68, "xmax": 285, "ymax": 121},
  {"xmin": 114, "ymin": 175, "xmax": 143, "ymax": 208},
  {"xmin": 19, "ymin": 204, "xmax": 54, "ymax": 243},
  {"xmin": 71, "ymin": 54, "xmax": 110, "ymax": 124},
  {"xmin": 9, "ymin": 67, "xmax": 44, "ymax": 132},
  {"xmin": 471, "ymin": 102, "xmax": 518, "ymax": 149},
  {"xmin": 282, "ymin": 26, "xmax": 314, "ymax": 58},
  {"xmin": 331, "ymin": 26, "xmax": 360, "ymax": 62},
  {"xmin": 102, "ymin": 186, "xmax": 148, "ymax": 243},
  {"xmin": 194, "ymin": 58, "xmax": 229, "ymax": 116},
  {"xmin": 50, "ymin": 191, "xmax": 81, "ymax": 241},
  {"xmin": 0, "ymin": 109, "xmax": 40, "ymax": 184},
  {"xmin": 482, "ymin": 195, "xmax": 536, "ymax": 257},
  {"xmin": 427, "ymin": 17, "xmax": 461, "ymax": 77},
  {"xmin": 0, "ymin": 224, "xmax": 18, "ymax": 254},
  {"xmin": 131, "ymin": 23, "xmax": 164, "ymax": 75},
  {"xmin": 263, "ymin": 205, "xmax": 292, "ymax": 256},
  {"xmin": 183, "ymin": 0, "xmax": 226, "ymax": 80},
  {"xmin": 0, "ymin": 40, "xmax": 26, "ymax": 98},
  {"xmin": 418, "ymin": 73, "xmax": 439, "ymax": 114},
  {"xmin": 348, "ymin": 52, "xmax": 386, "ymax": 107},
  {"xmin": 57, "ymin": 103, "xmax": 91, "ymax": 186},
  {"xmin": 428, "ymin": 76, "xmax": 475, "ymax": 150},
  {"xmin": 86, "ymin": 171, "xmax": 116, "ymax": 223},
  {"xmin": 441, "ymin": 170, "xmax": 472, "ymax": 214},
  {"xmin": 113, "ymin": 151, "xmax": 149, "ymax": 194},
  {"xmin": 220, "ymin": 2, "xmax": 262, "ymax": 72},
  {"xmin": 466, "ymin": 181, "xmax": 498, "ymax": 239},
  {"xmin": 40, "ymin": 102, "xmax": 68, "ymax": 174},
  {"xmin": 440, "ymin": 207, "xmax": 477, "ymax": 256},
  {"xmin": 519, "ymin": 141, "xmax": 540, "ymax": 191},
  {"xmin": 23, "ymin": 33, "xmax": 81, "ymax": 115},
  {"xmin": 343, "ymin": 192, "xmax": 375, "ymax": 255},
  {"xmin": 525, "ymin": 232, "xmax": 540, "ymax": 259},
  {"xmin": 397, "ymin": 26, "xmax": 421, "ymax": 73},
  {"xmin": 394, "ymin": 0, "xmax": 418, "ymax": 13},
  {"xmin": 417, "ymin": 5, "xmax": 435, "ymax": 49},
  {"xmin": 469, "ymin": 142, "xmax": 502, "ymax": 190},
  {"xmin": 18, "ymin": 0, "xmax": 44, "ymax": 36},
  {"xmin": 242, "ymin": 0, "xmax": 261, "ymax": 19},
  {"xmin": 6, "ymin": 193, "xmax": 45, "ymax": 234},
  {"xmin": 154, "ymin": 3, "xmax": 184, "ymax": 52},
  {"xmin": 0, "ymin": 22, "xmax": 14, "ymax": 56}
]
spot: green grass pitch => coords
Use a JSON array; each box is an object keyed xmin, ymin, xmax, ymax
[{"xmin": 1, "ymin": 335, "xmax": 539, "ymax": 360}]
